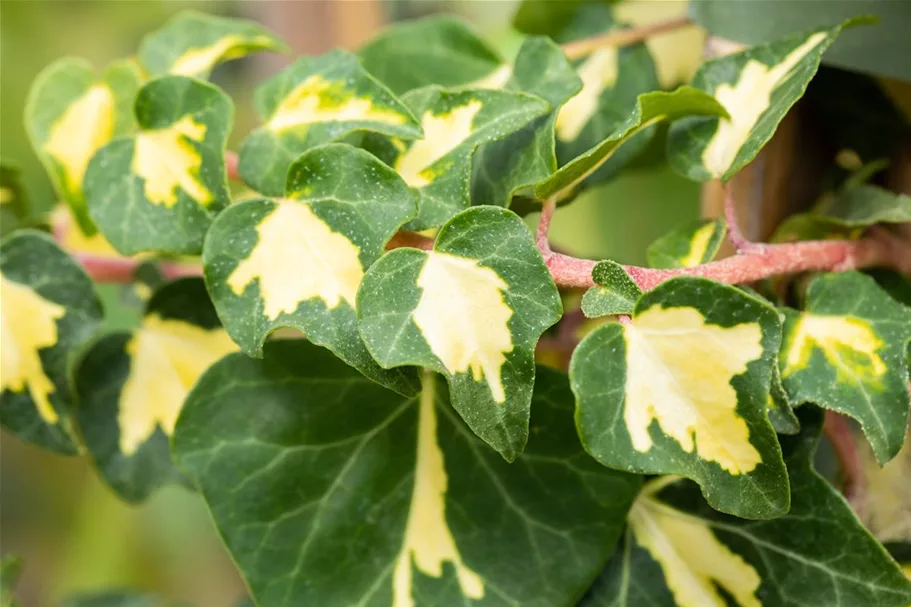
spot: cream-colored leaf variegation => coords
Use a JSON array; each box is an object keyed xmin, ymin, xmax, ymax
[
  {"xmin": 623, "ymin": 306, "xmax": 764, "ymax": 474},
  {"xmin": 0, "ymin": 275, "xmax": 66, "ymax": 424},
  {"xmin": 412, "ymin": 251, "xmax": 514, "ymax": 403},
  {"xmin": 169, "ymin": 34, "xmax": 272, "ymax": 77},
  {"xmin": 118, "ymin": 315, "xmax": 237, "ymax": 455},
  {"xmin": 266, "ymin": 75, "xmax": 409, "ymax": 133},
  {"xmin": 44, "ymin": 83, "xmax": 116, "ymax": 196},
  {"xmin": 679, "ymin": 221, "xmax": 718, "ymax": 267},
  {"xmin": 782, "ymin": 314, "xmax": 886, "ymax": 383},
  {"xmin": 555, "ymin": 48, "xmax": 619, "ymax": 141},
  {"xmin": 393, "ymin": 373, "xmax": 484, "ymax": 607},
  {"xmin": 702, "ymin": 33, "xmax": 827, "ymax": 177},
  {"xmin": 629, "ymin": 477, "xmax": 761, "ymax": 607},
  {"xmin": 132, "ymin": 115, "xmax": 211, "ymax": 208},
  {"xmin": 395, "ymin": 101, "xmax": 482, "ymax": 187},
  {"xmin": 227, "ymin": 201, "xmax": 364, "ymax": 320}
]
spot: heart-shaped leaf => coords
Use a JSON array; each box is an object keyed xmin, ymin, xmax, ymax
[
  {"xmin": 581, "ymin": 260, "xmax": 642, "ymax": 318},
  {"xmin": 647, "ymin": 218, "xmax": 727, "ymax": 269}
]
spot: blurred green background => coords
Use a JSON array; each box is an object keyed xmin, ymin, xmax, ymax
[{"xmin": 0, "ymin": 2, "xmax": 701, "ymax": 605}]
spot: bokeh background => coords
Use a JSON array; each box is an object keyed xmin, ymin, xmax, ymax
[{"xmin": 0, "ymin": 1, "xmax": 705, "ymax": 605}]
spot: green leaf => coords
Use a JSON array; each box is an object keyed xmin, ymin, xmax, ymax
[
  {"xmin": 204, "ymin": 144, "xmax": 419, "ymax": 395},
  {"xmin": 173, "ymin": 341, "xmax": 641, "ymax": 607},
  {"xmin": 647, "ymin": 218, "xmax": 727, "ymax": 269},
  {"xmin": 470, "ymin": 36, "xmax": 583, "ymax": 209},
  {"xmin": 72, "ymin": 278, "xmax": 237, "ymax": 502},
  {"xmin": 512, "ymin": 0, "xmax": 620, "ymax": 38},
  {"xmin": 668, "ymin": 21, "xmax": 852, "ymax": 182},
  {"xmin": 25, "ymin": 57, "xmax": 142, "ymax": 234},
  {"xmin": 532, "ymin": 87, "xmax": 727, "ymax": 203},
  {"xmin": 571, "ymin": 277, "xmax": 788, "ymax": 519},
  {"xmin": 0, "ymin": 554, "xmax": 21, "ymax": 607},
  {"xmin": 392, "ymin": 86, "xmax": 551, "ymax": 229},
  {"xmin": 138, "ymin": 9, "xmax": 288, "ymax": 78},
  {"xmin": 768, "ymin": 363, "xmax": 800, "ymax": 435},
  {"xmin": 779, "ymin": 271, "xmax": 911, "ymax": 464},
  {"xmin": 581, "ymin": 260, "xmax": 642, "ymax": 318},
  {"xmin": 358, "ymin": 15, "xmax": 502, "ymax": 95},
  {"xmin": 237, "ymin": 49, "xmax": 423, "ymax": 197},
  {"xmin": 358, "ymin": 206, "xmax": 562, "ymax": 460},
  {"xmin": 60, "ymin": 592, "xmax": 170, "ymax": 607},
  {"xmin": 581, "ymin": 408, "xmax": 911, "ymax": 607},
  {"xmin": 84, "ymin": 75, "xmax": 233, "ymax": 256},
  {"xmin": 817, "ymin": 185, "xmax": 911, "ymax": 226},
  {"xmin": 0, "ymin": 162, "xmax": 29, "ymax": 238},
  {"xmin": 1, "ymin": 230, "xmax": 103, "ymax": 454}
]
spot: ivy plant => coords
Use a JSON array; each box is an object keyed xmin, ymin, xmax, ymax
[{"xmin": 2, "ymin": 6, "xmax": 911, "ymax": 607}]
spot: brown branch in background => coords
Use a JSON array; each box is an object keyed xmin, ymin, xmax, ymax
[
  {"xmin": 824, "ymin": 410, "xmax": 866, "ymax": 509},
  {"xmin": 385, "ymin": 230, "xmax": 433, "ymax": 251},
  {"xmin": 561, "ymin": 15, "xmax": 693, "ymax": 61}
]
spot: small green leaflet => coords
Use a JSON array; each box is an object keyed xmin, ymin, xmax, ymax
[
  {"xmin": 581, "ymin": 408, "xmax": 911, "ymax": 607},
  {"xmin": 73, "ymin": 278, "xmax": 237, "ymax": 502},
  {"xmin": 531, "ymin": 87, "xmax": 727, "ymax": 203},
  {"xmin": 84, "ymin": 75, "xmax": 233, "ymax": 255},
  {"xmin": 647, "ymin": 218, "xmax": 727, "ymax": 269},
  {"xmin": 552, "ymin": 5, "xmax": 662, "ymax": 190},
  {"xmin": 0, "ymin": 230, "xmax": 103, "ymax": 454},
  {"xmin": 0, "ymin": 162, "xmax": 29, "ymax": 238},
  {"xmin": 173, "ymin": 341, "xmax": 641, "ymax": 607},
  {"xmin": 138, "ymin": 10, "xmax": 288, "ymax": 78},
  {"xmin": 205, "ymin": 143, "xmax": 419, "ymax": 395},
  {"xmin": 237, "ymin": 49, "xmax": 422, "ymax": 197},
  {"xmin": 668, "ymin": 21, "xmax": 855, "ymax": 182},
  {"xmin": 358, "ymin": 15, "xmax": 503, "ymax": 95},
  {"xmin": 780, "ymin": 271, "xmax": 911, "ymax": 464},
  {"xmin": 358, "ymin": 206, "xmax": 562, "ymax": 460},
  {"xmin": 571, "ymin": 277, "xmax": 788, "ymax": 519},
  {"xmin": 25, "ymin": 57, "xmax": 141, "ymax": 234},
  {"xmin": 393, "ymin": 86, "xmax": 550, "ymax": 229},
  {"xmin": 470, "ymin": 36, "xmax": 583, "ymax": 208},
  {"xmin": 581, "ymin": 260, "xmax": 642, "ymax": 318}
]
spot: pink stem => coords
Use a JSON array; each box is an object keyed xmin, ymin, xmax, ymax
[
  {"xmin": 75, "ymin": 254, "xmax": 202, "ymax": 283},
  {"xmin": 723, "ymin": 182, "xmax": 757, "ymax": 252},
  {"xmin": 225, "ymin": 151, "xmax": 241, "ymax": 183},
  {"xmin": 823, "ymin": 410, "xmax": 865, "ymax": 509}
]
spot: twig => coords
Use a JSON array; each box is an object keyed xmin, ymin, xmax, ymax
[
  {"xmin": 562, "ymin": 15, "xmax": 692, "ymax": 61},
  {"xmin": 75, "ymin": 253, "xmax": 201, "ymax": 283},
  {"xmin": 824, "ymin": 410, "xmax": 865, "ymax": 509},
  {"xmin": 723, "ymin": 182, "xmax": 759, "ymax": 252},
  {"xmin": 225, "ymin": 151, "xmax": 241, "ymax": 183}
]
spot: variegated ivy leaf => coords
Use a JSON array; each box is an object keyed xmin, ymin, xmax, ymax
[
  {"xmin": 571, "ymin": 277, "xmax": 788, "ymax": 519},
  {"xmin": 551, "ymin": 5, "xmax": 663, "ymax": 189},
  {"xmin": 647, "ymin": 218, "xmax": 727, "ymax": 269},
  {"xmin": 358, "ymin": 15, "xmax": 503, "ymax": 95},
  {"xmin": 581, "ymin": 260, "xmax": 642, "ymax": 318},
  {"xmin": 237, "ymin": 49, "xmax": 422, "ymax": 197},
  {"xmin": 83, "ymin": 75, "xmax": 233, "ymax": 256},
  {"xmin": 25, "ymin": 57, "xmax": 141, "ymax": 234},
  {"xmin": 205, "ymin": 143, "xmax": 419, "ymax": 396},
  {"xmin": 358, "ymin": 206, "xmax": 562, "ymax": 460},
  {"xmin": 173, "ymin": 341, "xmax": 641, "ymax": 607},
  {"xmin": 768, "ymin": 363, "xmax": 800, "ymax": 435},
  {"xmin": 0, "ymin": 161, "xmax": 29, "ymax": 238},
  {"xmin": 530, "ymin": 87, "xmax": 727, "ymax": 203},
  {"xmin": 780, "ymin": 271, "xmax": 911, "ymax": 464},
  {"xmin": 138, "ymin": 10, "xmax": 288, "ymax": 78},
  {"xmin": 778, "ymin": 185, "xmax": 911, "ymax": 242},
  {"xmin": 72, "ymin": 278, "xmax": 236, "ymax": 502},
  {"xmin": 581, "ymin": 408, "xmax": 911, "ymax": 607},
  {"xmin": 393, "ymin": 86, "xmax": 550, "ymax": 230},
  {"xmin": 668, "ymin": 21, "xmax": 854, "ymax": 182},
  {"xmin": 470, "ymin": 36, "xmax": 583, "ymax": 208},
  {"xmin": 0, "ymin": 230, "xmax": 103, "ymax": 454}
]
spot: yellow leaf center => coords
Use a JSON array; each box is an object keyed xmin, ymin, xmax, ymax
[
  {"xmin": 555, "ymin": 48, "xmax": 618, "ymax": 141},
  {"xmin": 783, "ymin": 313, "xmax": 886, "ymax": 382},
  {"xmin": 395, "ymin": 101, "xmax": 482, "ymax": 188},
  {"xmin": 132, "ymin": 115, "xmax": 212, "ymax": 208}
]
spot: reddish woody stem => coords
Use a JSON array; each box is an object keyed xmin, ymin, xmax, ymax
[
  {"xmin": 74, "ymin": 253, "xmax": 201, "ymax": 283},
  {"xmin": 823, "ymin": 410, "xmax": 865, "ymax": 509},
  {"xmin": 225, "ymin": 150, "xmax": 241, "ymax": 183},
  {"xmin": 723, "ymin": 182, "xmax": 758, "ymax": 252}
]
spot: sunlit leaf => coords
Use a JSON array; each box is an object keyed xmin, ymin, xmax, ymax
[
  {"xmin": 84, "ymin": 75, "xmax": 233, "ymax": 255},
  {"xmin": 205, "ymin": 143, "xmax": 419, "ymax": 395},
  {"xmin": 571, "ymin": 277, "xmax": 788, "ymax": 519},
  {"xmin": 358, "ymin": 206, "xmax": 562, "ymax": 460},
  {"xmin": 647, "ymin": 218, "xmax": 727, "ymax": 269},
  {"xmin": 0, "ymin": 230, "xmax": 102, "ymax": 454},
  {"xmin": 780, "ymin": 271, "xmax": 911, "ymax": 463},
  {"xmin": 668, "ymin": 21, "xmax": 856, "ymax": 182},
  {"xmin": 582, "ymin": 408, "xmax": 911, "ymax": 607},
  {"xmin": 25, "ymin": 57, "xmax": 141, "ymax": 234},
  {"xmin": 73, "ymin": 278, "xmax": 237, "ymax": 502},
  {"xmin": 174, "ymin": 342, "xmax": 641, "ymax": 607},
  {"xmin": 531, "ymin": 87, "xmax": 727, "ymax": 203},
  {"xmin": 139, "ymin": 10, "xmax": 288, "ymax": 78},
  {"xmin": 237, "ymin": 49, "xmax": 422, "ymax": 197},
  {"xmin": 470, "ymin": 36, "xmax": 583, "ymax": 208},
  {"xmin": 358, "ymin": 15, "xmax": 502, "ymax": 95},
  {"xmin": 581, "ymin": 259, "xmax": 642, "ymax": 318}
]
